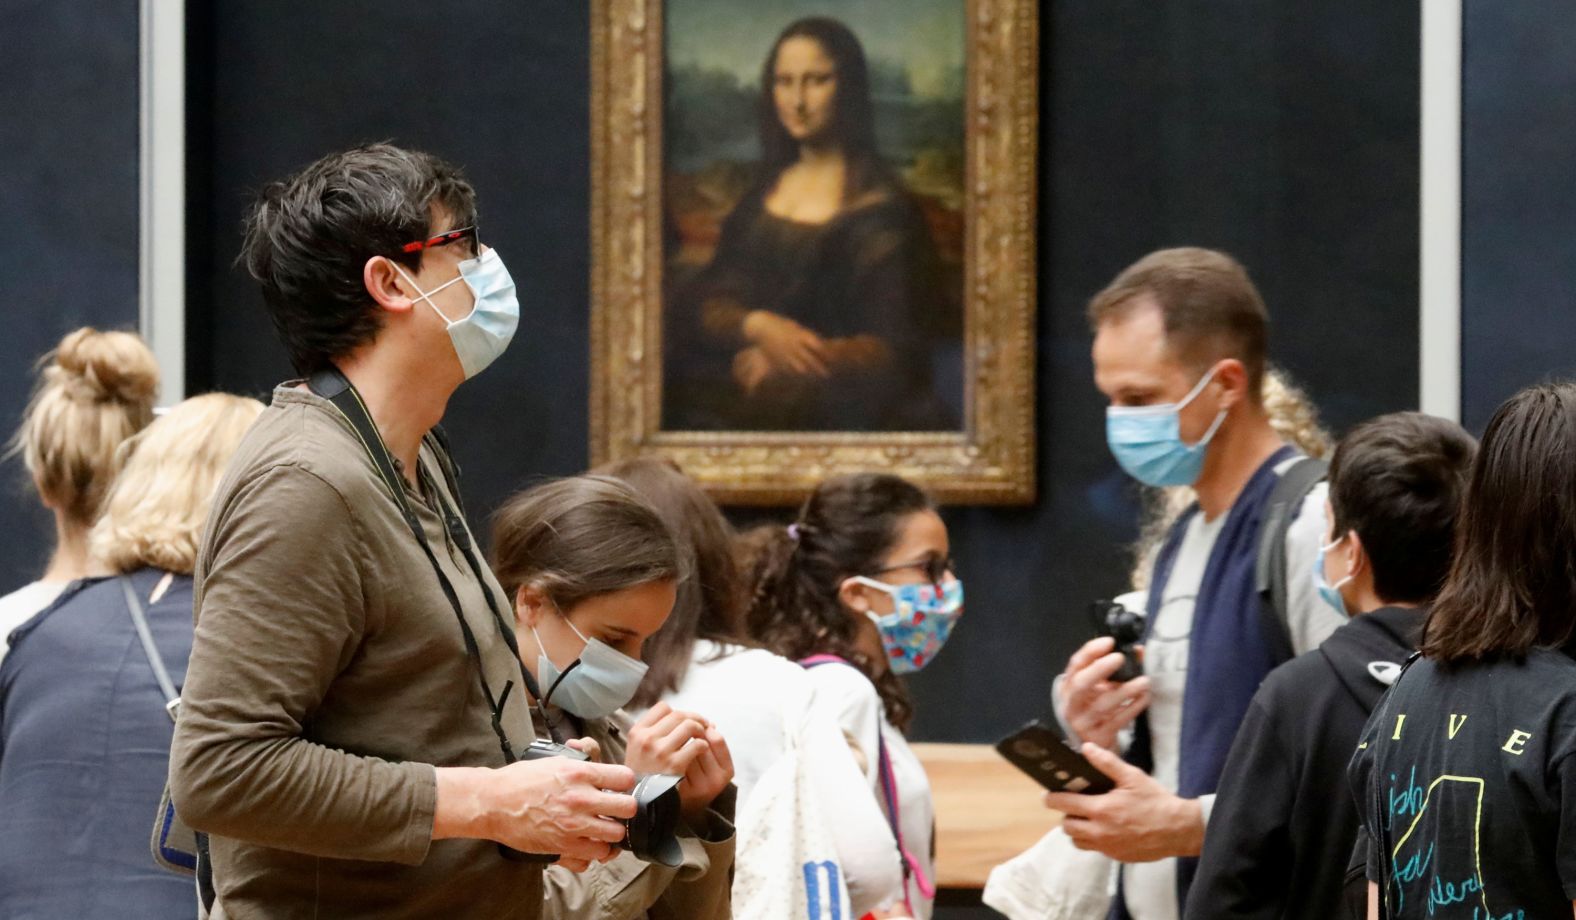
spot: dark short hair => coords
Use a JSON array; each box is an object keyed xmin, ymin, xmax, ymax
[
  {"xmin": 1327, "ymin": 412, "xmax": 1476, "ymax": 604},
  {"xmin": 598, "ymin": 457, "xmax": 750, "ymax": 708},
  {"xmin": 239, "ymin": 143, "xmax": 478, "ymax": 374},
  {"xmin": 490, "ymin": 475, "xmax": 683, "ymax": 614},
  {"xmin": 1421, "ymin": 383, "xmax": 1576, "ymax": 664},
  {"xmin": 1087, "ymin": 247, "xmax": 1269, "ymax": 398},
  {"xmin": 741, "ymin": 472, "xmax": 934, "ymax": 731}
]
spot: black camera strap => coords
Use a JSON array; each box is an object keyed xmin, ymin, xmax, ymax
[{"xmin": 307, "ymin": 368, "xmax": 543, "ymax": 763}]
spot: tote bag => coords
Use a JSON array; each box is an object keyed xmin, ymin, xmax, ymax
[{"xmin": 733, "ymin": 682, "xmax": 854, "ymax": 920}]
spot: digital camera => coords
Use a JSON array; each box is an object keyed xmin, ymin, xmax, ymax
[
  {"xmin": 1089, "ymin": 598, "xmax": 1144, "ymax": 682},
  {"xmin": 499, "ymin": 739, "xmax": 684, "ymax": 867}
]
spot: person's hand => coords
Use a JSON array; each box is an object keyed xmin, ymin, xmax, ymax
[
  {"xmin": 624, "ymin": 702, "xmax": 731, "ymax": 823},
  {"xmin": 1058, "ymin": 636, "xmax": 1151, "ymax": 751},
  {"xmin": 1043, "ymin": 742, "xmax": 1204, "ymax": 862},
  {"xmin": 732, "ymin": 346, "xmax": 773, "ymax": 395},
  {"xmin": 565, "ymin": 737, "xmax": 602, "ymax": 762},
  {"xmin": 742, "ymin": 310, "xmax": 831, "ymax": 378},
  {"xmin": 677, "ymin": 724, "xmax": 734, "ymax": 825},
  {"xmin": 436, "ymin": 757, "xmax": 637, "ymax": 872}
]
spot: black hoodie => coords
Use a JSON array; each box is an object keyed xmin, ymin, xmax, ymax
[{"xmin": 1183, "ymin": 606, "xmax": 1422, "ymax": 920}]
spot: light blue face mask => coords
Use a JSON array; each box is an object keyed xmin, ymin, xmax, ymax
[
  {"xmin": 1313, "ymin": 535, "xmax": 1355, "ymax": 617},
  {"xmin": 1105, "ymin": 365, "xmax": 1227, "ymax": 487},
  {"xmin": 395, "ymin": 247, "xmax": 520, "ymax": 379},
  {"xmin": 532, "ymin": 615, "xmax": 649, "ymax": 720}
]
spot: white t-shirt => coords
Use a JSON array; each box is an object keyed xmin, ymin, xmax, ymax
[
  {"xmin": 649, "ymin": 641, "xmax": 905, "ymax": 915},
  {"xmin": 1123, "ymin": 510, "xmax": 1223, "ymax": 920},
  {"xmin": 804, "ymin": 659, "xmax": 937, "ymax": 920},
  {"xmin": 0, "ymin": 580, "xmax": 67, "ymax": 662},
  {"xmin": 1122, "ymin": 476, "xmax": 1343, "ymax": 920}
]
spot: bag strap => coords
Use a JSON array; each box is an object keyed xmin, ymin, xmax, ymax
[
  {"xmin": 1254, "ymin": 456, "xmax": 1329, "ymax": 661},
  {"xmin": 125, "ymin": 573, "xmax": 216, "ymax": 910},
  {"xmin": 799, "ymin": 654, "xmax": 935, "ymax": 908},
  {"xmin": 308, "ymin": 368, "xmax": 542, "ymax": 762},
  {"xmin": 120, "ymin": 576, "xmax": 180, "ymax": 722}
]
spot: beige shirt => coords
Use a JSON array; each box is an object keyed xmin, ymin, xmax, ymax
[
  {"xmin": 545, "ymin": 710, "xmax": 735, "ymax": 920},
  {"xmin": 169, "ymin": 386, "xmax": 727, "ymax": 918}
]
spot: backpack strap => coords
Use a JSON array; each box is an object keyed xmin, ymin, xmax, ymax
[{"xmin": 1254, "ymin": 456, "xmax": 1328, "ymax": 662}]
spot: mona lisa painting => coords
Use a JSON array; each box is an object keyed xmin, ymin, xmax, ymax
[{"xmin": 591, "ymin": 0, "xmax": 1037, "ymax": 504}]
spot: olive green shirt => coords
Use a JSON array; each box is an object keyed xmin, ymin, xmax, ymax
[
  {"xmin": 171, "ymin": 386, "xmax": 735, "ymax": 918},
  {"xmin": 170, "ymin": 386, "xmax": 538, "ymax": 917}
]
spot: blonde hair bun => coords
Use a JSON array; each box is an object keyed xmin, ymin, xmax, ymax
[
  {"xmin": 9, "ymin": 327, "xmax": 160, "ymax": 526},
  {"xmin": 48, "ymin": 327, "xmax": 161, "ymax": 406}
]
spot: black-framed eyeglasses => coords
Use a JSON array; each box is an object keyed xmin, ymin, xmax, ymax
[
  {"xmin": 397, "ymin": 225, "xmax": 478, "ymax": 255},
  {"xmin": 872, "ymin": 555, "xmax": 955, "ymax": 586}
]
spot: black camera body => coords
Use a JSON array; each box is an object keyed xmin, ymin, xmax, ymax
[
  {"xmin": 499, "ymin": 739, "xmax": 684, "ymax": 867},
  {"xmin": 1090, "ymin": 599, "xmax": 1144, "ymax": 682}
]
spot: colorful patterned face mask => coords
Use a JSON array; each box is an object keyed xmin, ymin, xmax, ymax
[{"xmin": 849, "ymin": 576, "xmax": 965, "ymax": 674}]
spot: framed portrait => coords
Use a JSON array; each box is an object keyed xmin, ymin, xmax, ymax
[{"xmin": 590, "ymin": 0, "xmax": 1037, "ymax": 504}]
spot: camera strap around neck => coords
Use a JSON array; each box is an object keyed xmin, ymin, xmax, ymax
[{"xmin": 307, "ymin": 367, "xmax": 543, "ymax": 763}]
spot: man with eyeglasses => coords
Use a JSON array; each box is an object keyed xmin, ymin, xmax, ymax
[{"xmin": 169, "ymin": 144, "xmax": 734, "ymax": 917}]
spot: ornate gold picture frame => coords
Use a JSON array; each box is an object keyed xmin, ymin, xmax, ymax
[{"xmin": 590, "ymin": 0, "xmax": 1037, "ymax": 504}]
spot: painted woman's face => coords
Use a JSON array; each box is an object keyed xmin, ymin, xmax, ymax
[{"xmin": 773, "ymin": 36, "xmax": 838, "ymax": 143}]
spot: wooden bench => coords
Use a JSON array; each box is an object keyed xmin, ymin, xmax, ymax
[{"xmin": 912, "ymin": 742, "xmax": 1064, "ymax": 890}]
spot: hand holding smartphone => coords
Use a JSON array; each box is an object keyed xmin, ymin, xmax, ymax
[{"xmin": 995, "ymin": 719, "xmax": 1114, "ymax": 795}]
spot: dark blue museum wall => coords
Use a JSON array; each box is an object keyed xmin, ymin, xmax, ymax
[
  {"xmin": 0, "ymin": 1, "xmax": 141, "ymax": 593},
  {"xmin": 187, "ymin": 0, "xmax": 1419, "ymax": 752},
  {"xmin": 1460, "ymin": 0, "xmax": 1576, "ymax": 432}
]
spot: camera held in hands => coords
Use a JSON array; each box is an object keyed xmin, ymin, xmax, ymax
[
  {"xmin": 498, "ymin": 739, "xmax": 685, "ymax": 867},
  {"xmin": 1089, "ymin": 599, "xmax": 1144, "ymax": 682}
]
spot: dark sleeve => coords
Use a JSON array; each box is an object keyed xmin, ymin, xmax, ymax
[
  {"xmin": 839, "ymin": 201, "xmax": 942, "ymax": 358},
  {"xmin": 1554, "ymin": 741, "xmax": 1576, "ymax": 897},
  {"xmin": 168, "ymin": 465, "xmax": 436, "ymax": 864},
  {"xmin": 1346, "ymin": 704, "xmax": 1383, "ymax": 883},
  {"xmin": 1344, "ymin": 832, "xmax": 1372, "ymax": 919},
  {"xmin": 683, "ymin": 197, "xmax": 762, "ymax": 346},
  {"xmin": 1184, "ymin": 691, "xmax": 1297, "ymax": 920}
]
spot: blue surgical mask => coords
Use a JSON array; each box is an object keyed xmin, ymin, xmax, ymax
[
  {"xmin": 532, "ymin": 615, "xmax": 649, "ymax": 719},
  {"xmin": 1105, "ymin": 366, "xmax": 1227, "ymax": 487},
  {"xmin": 395, "ymin": 247, "xmax": 520, "ymax": 379},
  {"xmin": 1313, "ymin": 535, "xmax": 1354, "ymax": 617},
  {"xmin": 850, "ymin": 576, "xmax": 964, "ymax": 674}
]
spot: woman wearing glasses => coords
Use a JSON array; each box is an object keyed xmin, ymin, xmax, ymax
[{"xmin": 743, "ymin": 473, "xmax": 964, "ymax": 920}]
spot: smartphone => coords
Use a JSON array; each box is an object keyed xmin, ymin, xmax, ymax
[{"xmin": 995, "ymin": 719, "xmax": 1114, "ymax": 795}]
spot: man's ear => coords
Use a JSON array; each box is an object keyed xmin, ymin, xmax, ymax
[
  {"xmin": 1345, "ymin": 530, "xmax": 1368, "ymax": 581},
  {"xmin": 363, "ymin": 255, "xmax": 417, "ymax": 314},
  {"xmin": 837, "ymin": 577, "xmax": 873, "ymax": 614},
  {"xmin": 1212, "ymin": 358, "xmax": 1249, "ymax": 412},
  {"xmin": 515, "ymin": 584, "xmax": 549, "ymax": 629}
]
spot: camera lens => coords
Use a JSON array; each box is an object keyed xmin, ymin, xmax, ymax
[{"xmin": 1013, "ymin": 738, "xmax": 1048, "ymax": 758}]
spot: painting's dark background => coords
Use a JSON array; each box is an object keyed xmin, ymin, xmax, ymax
[{"xmin": 43, "ymin": 0, "xmax": 1576, "ymax": 913}]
